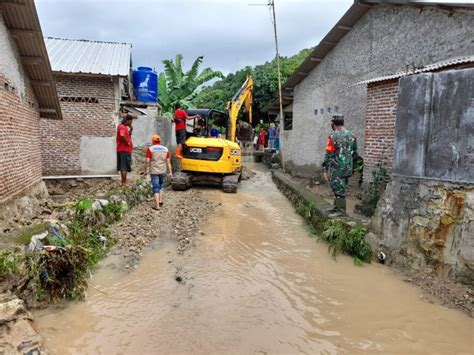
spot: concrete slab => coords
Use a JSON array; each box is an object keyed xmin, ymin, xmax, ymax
[{"xmin": 80, "ymin": 136, "xmax": 116, "ymax": 175}]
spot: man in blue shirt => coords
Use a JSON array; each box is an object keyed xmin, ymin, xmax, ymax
[{"xmin": 268, "ymin": 123, "xmax": 277, "ymax": 149}]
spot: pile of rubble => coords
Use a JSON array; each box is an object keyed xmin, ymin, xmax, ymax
[{"xmin": 110, "ymin": 188, "xmax": 217, "ymax": 269}]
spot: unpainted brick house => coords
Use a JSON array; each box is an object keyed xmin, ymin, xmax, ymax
[
  {"xmin": 0, "ymin": 0, "xmax": 62, "ymax": 205},
  {"xmin": 265, "ymin": 0, "xmax": 474, "ymax": 178},
  {"xmin": 40, "ymin": 37, "xmax": 132, "ymax": 176}
]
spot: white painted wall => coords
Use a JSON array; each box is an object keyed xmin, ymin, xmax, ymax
[{"xmin": 80, "ymin": 136, "xmax": 116, "ymax": 174}]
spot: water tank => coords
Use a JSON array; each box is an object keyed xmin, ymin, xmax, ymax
[{"xmin": 132, "ymin": 67, "xmax": 158, "ymax": 103}]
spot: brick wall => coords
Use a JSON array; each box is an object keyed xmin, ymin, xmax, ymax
[
  {"xmin": 0, "ymin": 74, "xmax": 43, "ymax": 204},
  {"xmin": 40, "ymin": 74, "xmax": 117, "ymax": 175},
  {"xmin": 363, "ymin": 80, "xmax": 398, "ymax": 181}
]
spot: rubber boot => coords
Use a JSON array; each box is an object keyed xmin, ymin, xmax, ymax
[
  {"xmin": 175, "ymin": 145, "xmax": 183, "ymax": 159},
  {"xmin": 336, "ymin": 197, "xmax": 347, "ymax": 214},
  {"xmin": 329, "ymin": 197, "xmax": 346, "ymax": 218}
]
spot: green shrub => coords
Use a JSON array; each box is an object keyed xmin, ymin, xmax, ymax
[
  {"xmin": 317, "ymin": 220, "xmax": 373, "ymax": 265},
  {"xmin": 0, "ymin": 250, "xmax": 23, "ymax": 278},
  {"xmin": 14, "ymin": 223, "xmax": 50, "ymax": 245},
  {"xmin": 23, "ymin": 246, "xmax": 89, "ymax": 302},
  {"xmin": 363, "ymin": 163, "xmax": 388, "ymax": 210}
]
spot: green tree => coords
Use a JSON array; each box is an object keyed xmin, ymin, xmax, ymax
[
  {"xmin": 195, "ymin": 48, "xmax": 312, "ymax": 122},
  {"xmin": 158, "ymin": 54, "xmax": 224, "ymax": 118}
]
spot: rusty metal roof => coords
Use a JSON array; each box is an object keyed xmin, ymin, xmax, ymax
[
  {"xmin": 1, "ymin": 0, "xmax": 62, "ymax": 119},
  {"xmin": 265, "ymin": 0, "xmax": 474, "ymax": 112},
  {"xmin": 352, "ymin": 55, "xmax": 474, "ymax": 86},
  {"xmin": 45, "ymin": 37, "xmax": 132, "ymax": 77}
]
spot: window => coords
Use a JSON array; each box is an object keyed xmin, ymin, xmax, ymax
[
  {"xmin": 334, "ymin": 106, "xmax": 339, "ymax": 113},
  {"xmin": 327, "ymin": 107, "xmax": 332, "ymax": 113},
  {"xmin": 283, "ymin": 112, "xmax": 293, "ymax": 130},
  {"xmin": 314, "ymin": 109, "xmax": 318, "ymax": 115},
  {"xmin": 320, "ymin": 108, "xmax": 324, "ymax": 114}
]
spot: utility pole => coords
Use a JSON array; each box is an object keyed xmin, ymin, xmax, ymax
[
  {"xmin": 269, "ymin": 0, "xmax": 284, "ymax": 127},
  {"xmin": 269, "ymin": 0, "xmax": 285, "ymax": 169}
]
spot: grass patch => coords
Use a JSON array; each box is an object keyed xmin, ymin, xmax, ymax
[
  {"xmin": 13, "ymin": 223, "xmax": 50, "ymax": 245},
  {"xmin": 305, "ymin": 224, "xmax": 318, "ymax": 237},
  {"xmin": 317, "ymin": 220, "xmax": 373, "ymax": 265},
  {"xmin": 0, "ymin": 249, "xmax": 24, "ymax": 278}
]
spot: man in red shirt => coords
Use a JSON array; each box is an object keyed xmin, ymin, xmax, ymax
[
  {"xmin": 174, "ymin": 102, "xmax": 198, "ymax": 159},
  {"xmin": 116, "ymin": 114, "xmax": 134, "ymax": 187}
]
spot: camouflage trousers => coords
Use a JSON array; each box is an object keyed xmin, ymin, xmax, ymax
[{"xmin": 329, "ymin": 174, "xmax": 349, "ymax": 198}]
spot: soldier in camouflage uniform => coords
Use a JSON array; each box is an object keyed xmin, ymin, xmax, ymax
[{"xmin": 322, "ymin": 115, "xmax": 358, "ymax": 216}]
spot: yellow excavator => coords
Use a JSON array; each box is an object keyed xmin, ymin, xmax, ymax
[{"xmin": 171, "ymin": 75, "xmax": 254, "ymax": 193}]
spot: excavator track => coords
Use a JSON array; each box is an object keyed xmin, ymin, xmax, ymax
[
  {"xmin": 171, "ymin": 172, "xmax": 192, "ymax": 191},
  {"xmin": 222, "ymin": 173, "xmax": 240, "ymax": 193}
]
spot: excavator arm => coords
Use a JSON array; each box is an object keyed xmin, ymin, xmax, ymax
[{"xmin": 226, "ymin": 75, "xmax": 253, "ymax": 142}]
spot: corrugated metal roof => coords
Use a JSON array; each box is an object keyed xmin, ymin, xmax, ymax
[
  {"xmin": 264, "ymin": 0, "xmax": 474, "ymax": 112},
  {"xmin": 352, "ymin": 55, "xmax": 474, "ymax": 86},
  {"xmin": 1, "ymin": 0, "xmax": 62, "ymax": 119},
  {"xmin": 45, "ymin": 37, "xmax": 132, "ymax": 76}
]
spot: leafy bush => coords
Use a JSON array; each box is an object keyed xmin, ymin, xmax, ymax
[
  {"xmin": 23, "ymin": 246, "xmax": 89, "ymax": 302},
  {"xmin": 4, "ymin": 182, "xmax": 151, "ymax": 305},
  {"xmin": 318, "ymin": 220, "xmax": 373, "ymax": 265}
]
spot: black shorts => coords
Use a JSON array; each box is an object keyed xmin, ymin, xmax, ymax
[
  {"xmin": 176, "ymin": 129, "xmax": 187, "ymax": 145},
  {"xmin": 117, "ymin": 152, "xmax": 132, "ymax": 172}
]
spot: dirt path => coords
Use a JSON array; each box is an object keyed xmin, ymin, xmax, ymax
[{"xmin": 109, "ymin": 188, "xmax": 217, "ymax": 270}]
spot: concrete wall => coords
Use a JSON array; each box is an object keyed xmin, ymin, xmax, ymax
[
  {"xmin": 283, "ymin": 4, "xmax": 474, "ymax": 176},
  {"xmin": 393, "ymin": 69, "xmax": 474, "ymax": 182},
  {"xmin": 40, "ymin": 75, "xmax": 119, "ymax": 175},
  {"xmin": 0, "ymin": 14, "xmax": 44, "ymax": 204},
  {"xmin": 368, "ymin": 69, "xmax": 474, "ymax": 285},
  {"xmin": 132, "ymin": 108, "xmax": 174, "ymax": 148},
  {"xmin": 369, "ymin": 177, "xmax": 474, "ymax": 285}
]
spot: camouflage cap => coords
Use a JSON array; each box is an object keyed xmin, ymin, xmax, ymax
[{"xmin": 331, "ymin": 115, "xmax": 344, "ymax": 126}]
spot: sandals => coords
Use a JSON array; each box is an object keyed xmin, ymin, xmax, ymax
[
  {"xmin": 159, "ymin": 202, "xmax": 164, "ymax": 206},
  {"xmin": 151, "ymin": 205, "xmax": 160, "ymax": 211}
]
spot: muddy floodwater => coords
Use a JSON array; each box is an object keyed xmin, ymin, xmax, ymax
[{"xmin": 36, "ymin": 165, "xmax": 473, "ymax": 354}]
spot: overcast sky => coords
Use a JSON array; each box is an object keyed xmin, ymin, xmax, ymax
[{"xmin": 36, "ymin": 0, "xmax": 353, "ymax": 75}]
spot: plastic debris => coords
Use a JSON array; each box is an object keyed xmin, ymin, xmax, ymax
[
  {"xmin": 28, "ymin": 231, "xmax": 49, "ymax": 252},
  {"xmin": 50, "ymin": 224, "xmax": 67, "ymax": 246}
]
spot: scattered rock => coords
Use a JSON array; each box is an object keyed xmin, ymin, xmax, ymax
[
  {"xmin": 0, "ymin": 293, "xmax": 47, "ymax": 354},
  {"xmin": 110, "ymin": 187, "xmax": 217, "ymax": 268},
  {"xmin": 175, "ymin": 276, "xmax": 183, "ymax": 283}
]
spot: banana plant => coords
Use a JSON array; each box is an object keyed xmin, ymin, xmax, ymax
[{"xmin": 158, "ymin": 54, "xmax": 224, "ymax": 118}]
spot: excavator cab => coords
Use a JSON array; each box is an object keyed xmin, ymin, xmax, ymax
[
  {"xmin": 171, "ymin": 76, "xmax": 253, "ymax": 193},
  {"xmin": 185, "ymin": 109, "xmax": 227, "ymax": 138}
]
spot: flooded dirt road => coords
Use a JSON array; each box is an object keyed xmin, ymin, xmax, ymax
[{"xmin": 36, "ymin": 165, "xmax": 473, "ymax": 354}]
